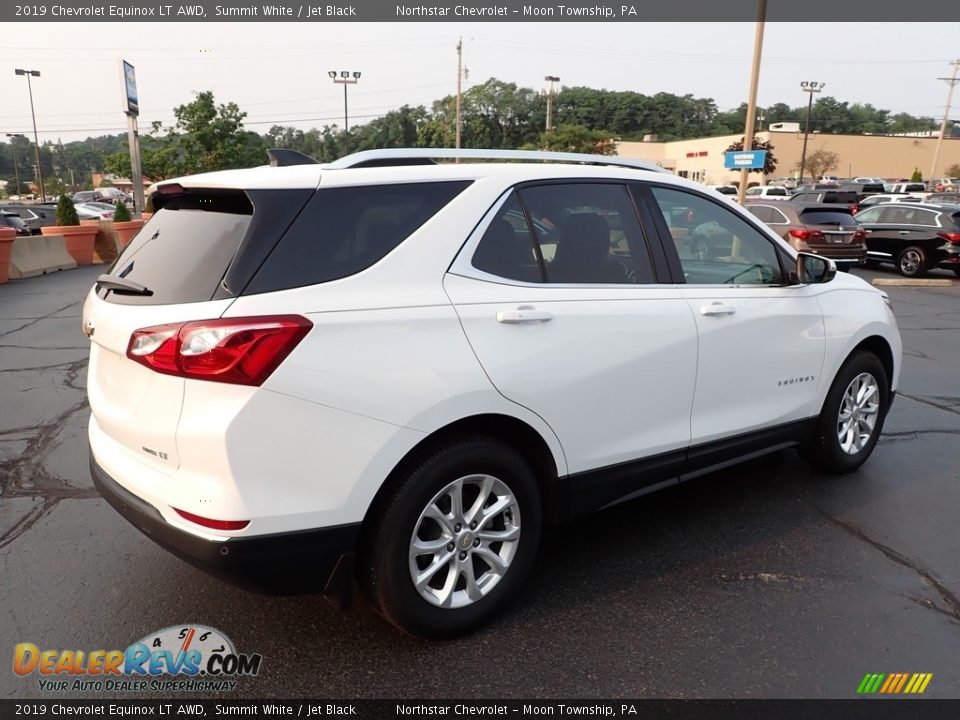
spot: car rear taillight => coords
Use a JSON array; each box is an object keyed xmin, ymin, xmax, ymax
[
  {"xmin": 937, "ymin": 231, "xmax": 960, "ymax": 243},
  {"xmin": 173, "ymin": 508, "xmax": 250, "ymax": 531},
  {"xmin": 127, "ymin": 315, "xmax": 312, "ymax": 386},
  {"xmin": 789, "ymin": 229, "xmax": 825, "ymax": 241},
  {"xmin": 853, "ymin": 229, "xmax": 867, "ymax": 240}
]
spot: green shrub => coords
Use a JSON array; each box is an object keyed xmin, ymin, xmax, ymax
[
  {"xmin": 910, "ymin": 168, "xmax": 923, "ymax": 183},
  {"xmin": 113, "ymin": 201, "xmax": 132, "ymax": 222},
  {"xmin": 56, "ymin": 195, "xmax": 80, "ymax": 226}
]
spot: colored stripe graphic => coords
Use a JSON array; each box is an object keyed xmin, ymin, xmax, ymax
[{"xmin": 857, "ymin": 672, "xmax": 932, "ymax": 694}]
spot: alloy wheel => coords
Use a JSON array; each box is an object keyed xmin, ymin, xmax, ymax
[
  {"xmin": 408, "ymin": 474, "xmax": 521, "ymax": 609},
  {"xmin": 836, "ymin": 372, "xmax": 880, "ymax": 455}
]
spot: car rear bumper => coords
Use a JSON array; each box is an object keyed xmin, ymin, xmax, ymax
[{"xmin": 90, "ymin": 450, "xmax": 360, "ymax": 599}]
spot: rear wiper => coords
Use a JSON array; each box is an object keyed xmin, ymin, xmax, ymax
[{"xmin": 96, "ymin": 274, "xmax": 153, "ymax": 296}]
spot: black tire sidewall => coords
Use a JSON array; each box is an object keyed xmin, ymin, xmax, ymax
[
  {"xmin": 368, "ymin": 437, "xmax": 541, "ymax": 638},
  {"xmin": 804, "ymin": 352, "xmax": 889, "ymax": 473}
]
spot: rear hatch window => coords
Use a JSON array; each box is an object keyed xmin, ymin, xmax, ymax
[
  {"xmin": 798, "ymin": 209, "xmax": 857, "ymax": 226},
  {"xmin": 99, "ymin": 189, "xmax": 253, "ymax": 306},
  {"xmin": 823, "ymin": 192, "xmax": 860, "ymax": 204}
]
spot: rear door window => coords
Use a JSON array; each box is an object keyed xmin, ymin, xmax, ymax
[{"xmin": 517, "ymin": 183, "xmax": 655, "ymax": 285}]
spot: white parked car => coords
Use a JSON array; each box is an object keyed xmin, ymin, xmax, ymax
[
  {"xmin": 84, "ymin": 148, "xmax": 902, "ymax": 637},
  {"xmin": 744, "ymin": 185, "xmax": 790, "ymax": 200}
]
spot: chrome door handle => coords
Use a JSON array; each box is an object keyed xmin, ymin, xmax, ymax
[
  {"xmin": 496, "ymin": 308, "xmax": 552, "ymax": 324},
  {"xmin": 898, "ymin": 231, "xmax": 910, "ymax": 235},
  {"xmin": 700, "ymin": 303, "xmax": 736, "ymax": 317}
]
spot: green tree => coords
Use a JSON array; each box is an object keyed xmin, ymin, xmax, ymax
[
  {"xmin": 56, "ymin": 195, "xmax": 79, "ymax": 226},
  {"xmin": 172, "ymin": 91, "xmax": 265, "ymax": 172},
  {"xmin": 910, "ymin": 168, "xmax": 923, "ymax": 182},
  {"xmin": 113, "ymin": 201, "xmax": 132, "ymax": 222},
  {"xmin": 724, "ymin": 136, "xmax": 778, "ymax": 174},
  {"xmin": 527, "ymin": 124, "xmax": 616, "ymax": 154}
]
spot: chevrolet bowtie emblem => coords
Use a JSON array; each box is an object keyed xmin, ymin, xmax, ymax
[{"xmin": 82, "ymin": 320, "xmax": 95, "ymax": 338}]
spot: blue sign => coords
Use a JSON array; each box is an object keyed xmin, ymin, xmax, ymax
[{"xmin": 724, "ymin": 150, "xmax": 767, "ymax": 169}]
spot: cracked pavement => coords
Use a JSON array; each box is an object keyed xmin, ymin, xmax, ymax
[{"xmin": 1, "ymin": 265, "xmax": 959, "ymax": 699}]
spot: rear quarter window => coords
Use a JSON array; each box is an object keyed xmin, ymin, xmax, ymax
[{"xmin": 245, "ymin": 181, "xmax": 471, "ymax": 295}]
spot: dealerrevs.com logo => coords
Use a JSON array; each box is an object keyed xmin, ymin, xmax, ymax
[{"xmin": 13, "ymin": 625, "xmax": 262, "ymax": 692}]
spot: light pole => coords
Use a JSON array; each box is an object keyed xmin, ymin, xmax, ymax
[
  {"xmin": 14, "ymin": 69, "xmax": 45, "ymax": 201},
  {"xmin": 329, "ymin": 70, "xmax": 361, "ymax": 155},
  {"xmin": 798, "ymin": 80, "xmax": 825, "ymax": 184},
  {"xmin": 544, "ymin": 75, "xmax": 560, "ymax": 132},
  {"xmin": 5, "ymin": 133, "xmax": 24, "ymax": 199}
]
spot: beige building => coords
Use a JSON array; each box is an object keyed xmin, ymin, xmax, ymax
[{"xmin": 618, "ymin": 130, "xmax": 960, "ymax": 186}]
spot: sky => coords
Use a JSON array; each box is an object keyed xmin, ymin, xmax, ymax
[{"xmin": 0, "ymin": 22, "xmax": 957, "ymax": 144}]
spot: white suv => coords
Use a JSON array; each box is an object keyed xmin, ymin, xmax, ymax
[{"xmin": 84, "ymin": 149, "xmax": 902, "ymax": 637}]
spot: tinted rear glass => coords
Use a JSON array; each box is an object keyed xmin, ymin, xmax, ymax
[
  {"xmin": 99, "ymin": 190, "xmax": 252, "ymax": 306},
  {"xmin": 798, "ymin": 210, "xmax": 856, "ymax": 225},
  {"xmin": 245, "ymin": 181, "xmax": 471, "ymax": 295},
  {"xmin": 824, "ymin": 192, "xmax": 859, "ymax": 203}
]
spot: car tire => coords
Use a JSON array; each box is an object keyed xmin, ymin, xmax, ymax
[
  {"xmin": 953, "ymin": 268, "xmax": 960, "ymax": 278},
  {"xmin": 360, "ymin": 436, "xmax": 541, "ymax": 638},
  {"xmin": 801, "ymin": 352, "xmax": 889, "ymax": 474},
  {"xmin": 897, "ymin": 246, "xmax": 928, "ymax": 277}
]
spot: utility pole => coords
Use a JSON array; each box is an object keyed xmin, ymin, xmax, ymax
[
  {"xmin": 737, "ymin": 0, "xmax": 766, "ymax": 205},
  {"xmin": 456, "ymin": 37, "xmax": 463, "ymax": 149},
  {"xmin": 544, "ymin": 75, "xmax": 560, "ymax": 132},
  {"xmin": 930, "ymin": 59, "xmax": 960, "ymax": 181},
  {"xmin": 798, "ymin": 80, "xmax": 825, "ymax": 184}
]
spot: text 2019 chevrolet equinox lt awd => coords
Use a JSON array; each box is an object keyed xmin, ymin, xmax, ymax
[{"xmin": 84, "ymin": 148, "xmax": 902, "ymax": 637}]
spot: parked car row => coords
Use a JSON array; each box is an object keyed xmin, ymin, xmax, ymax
[
  {"xmin": 0, "ymin": 199, "xmax": 117, "ymax": 234},
  {"xmin": 744, "ymin": 197, "xmax": 960, "ymax": 278}
]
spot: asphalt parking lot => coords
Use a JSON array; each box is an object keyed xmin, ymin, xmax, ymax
[{"xmin": 1, "ymin": 264, "xmax": 958, "ymax": 700}]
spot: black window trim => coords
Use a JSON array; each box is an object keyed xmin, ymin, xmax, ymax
[{"xmin": 634, "ymin": 181, "xmax": 793, "ymax": 287}]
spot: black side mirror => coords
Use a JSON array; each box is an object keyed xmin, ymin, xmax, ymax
[{"xmin": 796, "ymin": 252, "xmax": 836, "ymax": 284}]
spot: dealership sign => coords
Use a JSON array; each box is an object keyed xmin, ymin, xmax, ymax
[{"xmin": 723, "ymin": 150, "xmax": 767, "ymax": 169}]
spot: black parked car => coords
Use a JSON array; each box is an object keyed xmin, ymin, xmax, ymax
[
  {"xmin": 854, "ymin": 203, "xmax": 960, "ymax": 277},
  {"xmin": 0, "ymin": 211, "xmax": 31, "ymax": 236},
  {"xmin": 0, "ymin": 204, "xmax": 57, "ymax": 234}
]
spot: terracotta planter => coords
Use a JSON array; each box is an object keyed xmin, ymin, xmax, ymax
[
  {"xmin": 0, "ymin": 228, "xmax": 16, "ymax": 284},
  {"xmin": 41, "ymin": 224, "xmax": 98, "ymax": 266},
  {"xmin": 80, "ymin": 219, "xmax": 101, "ymax": 226},
  {"xmin": 113, "ymin": 219, "xmax": 145, "ymax": 248}
]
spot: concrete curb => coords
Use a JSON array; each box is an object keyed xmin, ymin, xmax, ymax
[{"xmin": 872, "ymin": 278, "xmax": 955, "ymax": 287}]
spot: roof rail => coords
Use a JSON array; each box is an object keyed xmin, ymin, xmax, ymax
[
  {"xmin": 267, "ymin": 148, "xmax": 320, "ymax": 167},
  {"xmin": 323, "ymin": 148, "xmax": 669, "ymax": 174}
]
